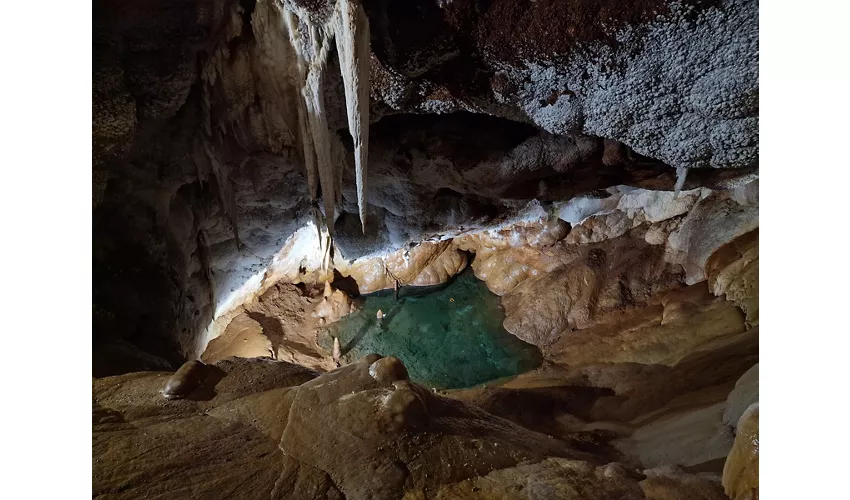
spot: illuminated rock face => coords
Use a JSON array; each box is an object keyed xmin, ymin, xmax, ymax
[
  {"xmin": 93, "ymin": 1, "xmax": 759, "ymax": 496},
  {"xmin": 93, "ymin": 0, "xmax": 758, "ymax": 369}
]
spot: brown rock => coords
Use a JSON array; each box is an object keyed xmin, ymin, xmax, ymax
[
  {"xmin": 342, "ymin": 240, "xmax": 468, "ymax": 293},
  {"xmin": 162, "ymin": 360, "xmax": 207, "ymax": 400},
  {"xmin": 202, "ymin": 283, "xmax": 339, "ymax": 371},
  {"xmin": 706, "ymin": 229, "xmax": 759, "ymax": 328},
  {"xmin": 311, "ymin": 282, "xmax": 358, "ymax": 325},
  {"xmin": 96, "ymin": 355, "xmax": 740, "ymax": 500},
  {"xmin": 424, "ymin": 458, "xmax": 646, "ymax": 499},
  {"xmin": 501, "ymin": 234, "xmax": 685, "ymax": 346},
  {"xmin": 546, "ymin": 282, "xmax": 746, "ymax": 367},
  {"xmin": 722, "ymin": 403, "xmax": 759, "ymax": 500},
  {"xmin": 93, "ymin": 359, "xmax": 320, "ymax": 499},
  {"xmin": 369, "ymin": 356, "xmax": 410, "ymax": 384},
  {"xmin": 201, "ymin": 314, "xmax": 274, "ymax": 363},
  {"xmin": 378, "ymin": 387, "xmax": 429, "ymax": 434},
  {"xmin": 359, "ymin": 353, "xmax": 383, "ymax": 365},
  {"xmin": 280, "ymin": 359, "xmax": 591, "ymax": 499},
  {"xmin": 641, "ymin": 466, "xmax": 728, "ymax": 500}
]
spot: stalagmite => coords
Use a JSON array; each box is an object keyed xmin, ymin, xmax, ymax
[{"xmin": 332, "ymin": 336, "xmax": 341, "ymax": 367}]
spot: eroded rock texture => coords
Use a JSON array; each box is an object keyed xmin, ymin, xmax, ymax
[
  {"xmin": 93, "ymin": 217, "xmax": 759, "ymax": 498},
  {"xmin": 93, "ymin": 0, "xmax": 758, "ymax": 370},
  {"xmin": 93, "ymin": 0, "xmax": 758, "ymax": 496},
  {"xmin": 93, "ymin": 356, "xmax": 733, "ymax": 499}
]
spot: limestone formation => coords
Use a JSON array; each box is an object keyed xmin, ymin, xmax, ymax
[
  {"xmin": 339, "ymin": 240, "xmax": 469, "ymax": 293},
  {"xmin": 359, "ymin": 353, "xmax": 382, "ymax": 365},
  {"xmin": 201, "ymin": 282, "xmax": 337, "ymax": 371},
  {"xmin": 162, "ymin": 359, "xmax": 208, "ymax": 400},
  {"xmin": 311, "ymin": 281, "xmax": 357, "ymax": 324},
  {"xmin": 93, "ymin": 1, "xmax": 759, "ymax": 497},
  {"xmin": 369, "ymin": 356, "xmax": 409, "ymax": 384},
  {"xmin": 93, "ymin": 0, "xmax": 758, "ymax": 368},
  {"xmin": 722, "ymin": 403, "xmax": 759, "ymax": 500}
]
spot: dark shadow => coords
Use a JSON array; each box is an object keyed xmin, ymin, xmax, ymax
[
  {"xmin": 185, "ymin": 365, "xmax": 227, "ymax": 401},
  {"xmin": 467, "ymin": 386, "xmax": 614, "ymax": 430},
  {"xmin": 684, "ymin": 457, "xmax": 727, "ymax": 475},
  {"xmin": 332, "ymin": 269, "xmax": 361, "ymax": 298}
]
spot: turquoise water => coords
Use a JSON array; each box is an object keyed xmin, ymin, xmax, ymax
[{"xmin": 321, "ymin": 268, "xmax": 542, "ymax": 389}]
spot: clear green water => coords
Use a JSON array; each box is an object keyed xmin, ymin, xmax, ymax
[{"xmin": 321, "ymin": 268, "xmax": 542, "ymax": 389}]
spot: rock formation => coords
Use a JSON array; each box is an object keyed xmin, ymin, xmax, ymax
[
  {"xmin": 93, "ymin": 0, "xmax": 759, "ymax": 497},
  {"xmin": 722, "ymin": 403, "xmax": 759, "ymax": 500},
  {"xmin": 95, "ymin": 356, "xmax": 737, "ymax": 499}
]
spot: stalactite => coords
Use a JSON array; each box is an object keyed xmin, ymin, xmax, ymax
[
  {"xmin": 304, "ymin": 64, "xmax": 336, "ymax": 236},
  {"xmin": 281, "ymin": 10, "xmax": 319, "ymax": 200},
  {"xmin": 333, "ymin": 0, "xmax": 370, "ymax": 232},
  {"xmin": 322, "ymin": 232, "xmax": 334, "ymax": 272},
  {"xmin": 311, "ymin": 202, "xmax": 323, "ymax": 242},
  {"xmin": 276, "ymin": 0, "xmax": 371, "ymax": 238},
  {"xmin": 674, "ymin": 166, "xmax": 689, "ymax": 198}
]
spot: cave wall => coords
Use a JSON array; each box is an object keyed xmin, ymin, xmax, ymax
[{"xmin": 92, "ymin": 0, "xmax": 758, "ymax": 373}]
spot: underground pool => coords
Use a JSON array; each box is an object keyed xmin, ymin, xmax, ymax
[{"xmin": 320, "ymin": 268, "xmax": 543, "ymax": 389}]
